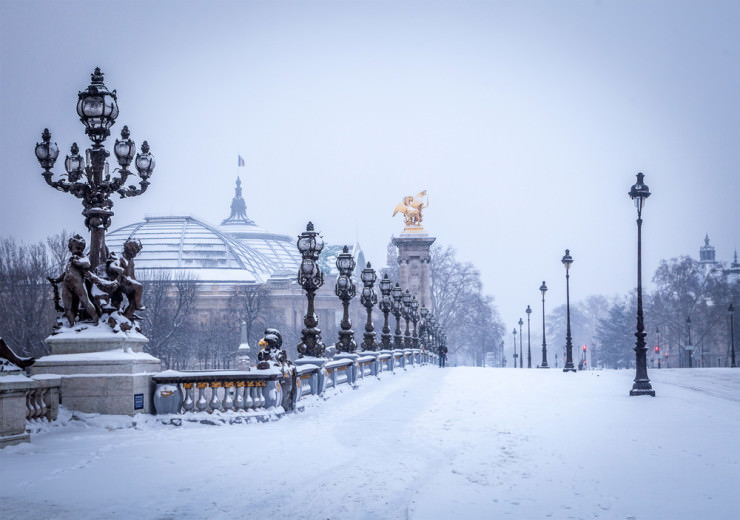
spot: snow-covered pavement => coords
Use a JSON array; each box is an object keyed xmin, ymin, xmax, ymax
[{"xmin": 2, "ymin": 367, "xmax": 739, "ymax": 519}]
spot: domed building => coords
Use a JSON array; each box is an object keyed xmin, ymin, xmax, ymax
[{"xmin": 106, "ymin": 178, "xmax": 366, "ymax": 367}]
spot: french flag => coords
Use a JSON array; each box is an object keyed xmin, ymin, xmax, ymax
[{"xmin": 238, "ymin": 155, "xmax": 245, "ymax": 167}]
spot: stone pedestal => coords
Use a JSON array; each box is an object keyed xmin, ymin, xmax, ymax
[
  {"xmin": 392, "ymin": 234, "xmax": 436, "ymax": 308},
  {"xmin": 30, "ymin": 327, "xmax": 160, "ymax": 416}
]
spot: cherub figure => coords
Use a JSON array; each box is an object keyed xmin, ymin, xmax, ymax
[
  {"xmin": 59, "ymin": 234, "xmax": 99, "ymax": 327},
  {"xmin": 106, "ymin": 239, "xmax": 145, "ymax": 320}
]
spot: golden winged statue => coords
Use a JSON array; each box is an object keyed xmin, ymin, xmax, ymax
[{"xmin": 393, "ymin": 190, "xmax": 429, "ymax": 232}]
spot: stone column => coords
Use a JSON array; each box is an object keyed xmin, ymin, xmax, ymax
[{"xmin": 392, "ymin": 234, "xmax": 436, "ymax": 309}]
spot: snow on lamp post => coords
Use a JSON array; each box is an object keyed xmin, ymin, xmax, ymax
[
  {"xmin": 335, "ymin": 246, "xmax": 357, "ymax": 354},
  {"xmin": 539, "ymin": 281, "xmax": 549, "ymax": 368},
  {"xmin": 628, "ymin": 172, "xmax": 655, "ymax": 396},
  {"xmin": 402, "ymin": 290, "xmax": 412, "ymax": 348},
  {"xmin": 360, "ymin": 262, "xmax": 378, "ymax": 351},
  {"xmin": 296, "ymin": 222, "xmax": 326, "ymax": 358},
  {"xmin": 391, "ymin": 283, "xmax": 404, "ymax": 350},
  {"xmin": 378, "ymin": 274, "xmax": 393, "ymax": 350},
  {"xmin": 410, "ymin": 296, "xmax": 420, "ymax": 348},
  {"xmin": 35, "ymin": 68, "xmax": 154, "ymax": 270},
  {"xmin": 562, "ymin": 249, "xmax": 576, "ymax": 373}
]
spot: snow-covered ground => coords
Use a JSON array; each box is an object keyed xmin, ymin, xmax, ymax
[{"xmin": 2, "ymin": 367, "xmax": 739, "ymax": 519}]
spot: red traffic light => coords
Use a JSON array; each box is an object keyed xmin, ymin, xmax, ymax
[
  {"xmin": 654, "ymin": 346, "xmax": 660, "ymax": 353},
  {"xmin": 582, "ymin": 345, "xmax": 587, "ymax": 351}
]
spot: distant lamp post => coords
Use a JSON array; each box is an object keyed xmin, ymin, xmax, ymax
[
  {"xmin": 391, "ymin": 283, "xmax": 404, "ymax": 349},
  {"xmin": 730, "ymin": 304, "xmax": 736, "ymax": 368},
  {"xmin": 360, "ymin": 262, "xmax": 378, "ymax": 351},
  {"xmin": 526, "ymin": 305, "xmax": 532, "ymax": 368},
  {"xmin": 628, "ymin": 172, "xmax": 655, "ymax": 396},
  {"xmin": 419, "ymin": 305, "xmax": 429, "ymax": 350},
  {"xmin": 35, "ymin": 68, "xmax": 155, "ymax": 269},
  {"xmin": 518, "ymin": 318, "xmax": 524, "ymax": 368},
  {"xmin": 296, "ymin": 222, "xmax": 326, "ymax": 358},
  {"xmin": 402, "ymin": 290, "xmax": 412, "ymax": 348},
  {"xmin": 686, "ymin": 316, "xmax": 694, "ymax": 368},
  {"xmin": 561, "ymin": 249, "xmax": 576, "ymax": 373},
  {"xmin": 512, "ymin": 328, "xmax": 518, "ymax": 368},
  {"xmin": 378, "ymin": 274, "xmax": 393, "ymax": 350},
  {"xmin": 410, "ymin": 296, "xmax": 420, "ymax": 348},
  {"xmin": 539, "ymin": 281, "xmax": 549, "ymax": 368},
  {"xmin": 335, "ymin": 246, "xmax": 357, "ymax": 353}
]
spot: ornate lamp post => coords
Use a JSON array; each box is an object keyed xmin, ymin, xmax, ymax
[
  {"xmin": 628, "ymin": 172, "xmax": 655, "ymax": 396},
  {"xmin": 410, "ymin": 296, "xmax": 420, "ymax": 348},
  {"xmin": 512, "ymin": 328, "xmax": 518, "ymax": 368},
  {"xmin": 335, "ymin": 246, "xmax": 357, "ymax": 353},
  {"xmin": 296, "ymin": 222, "xmax": 326, "ymax": 358},
  {"xmin": 419, "ymin": 305, "xmax": 429, "ymax": 350},
  {"xmin": 539, "ymin": 281, "xmax": 549, "ymax": 368},
  {"xmin": 402, "ymin": 290, "xmax": 412, "ymax": 348},
  {"xmin": 35, "ymin": 68, "xmax": 155, "ymax": 270},
  {"xmin": 730, "ymin": 303, "xmax": 736, "ymax": 368},
  {"xmin": 378, "ymin": 274, "xmax": 393, "ymax": 350},
  {"xmin": 391, "ymin": 283, "xmax": 404, "ymax": 349},
  {"xmin": 518, "ymin": 318, "xmax": 523, "ymax": 368},
  {"xmin": 359, "ymin": 262, "xmax": 378, "ymax": 351},
  {"xmin": 427, "ymin": 314, "xmax": 438, "ymax": 353},
  {"xmin": 561, "ymin": 249, "xmax": 576, "ymax": 372},
  {"xmin": 526, "ymin": 305, "xmax": 532, "ymax": 368}
]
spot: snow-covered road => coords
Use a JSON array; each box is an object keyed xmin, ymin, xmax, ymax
[{"xmin": 2, "ymin": 367, "xmax": 739, "ymax": 519}]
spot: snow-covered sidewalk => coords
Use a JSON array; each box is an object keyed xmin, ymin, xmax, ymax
[{"xmin": 1, "ymin": 367, "xmax": 739, "ymax": 519}]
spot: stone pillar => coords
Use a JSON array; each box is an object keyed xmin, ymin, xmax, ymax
[{"xmin": 392, "ymin": 234, "xmax": 436, "ymax": 309}]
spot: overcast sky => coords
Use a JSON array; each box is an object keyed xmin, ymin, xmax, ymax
[{"xmin": 1, "ymin": 0, "xmax": 738, "ymax": 332}]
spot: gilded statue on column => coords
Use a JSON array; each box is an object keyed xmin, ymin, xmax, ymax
[{"xmin": 393, "ymin": 190, "xmax": 429, "ymax": 232}]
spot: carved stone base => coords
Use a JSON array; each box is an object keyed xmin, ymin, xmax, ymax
[{"xmin": 31, "ymin": 333, "xmax": 160, "ymax": 415}]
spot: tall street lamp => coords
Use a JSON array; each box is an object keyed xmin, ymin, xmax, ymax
[
  {"xmin": 419, "ymin": 305, "xmax": 429, "ymax": 350},
  {"xmin": 686, "ymin": 316, "xmax": 694, "ymax": 368},
  {"xmin": 518, "ymin": 318, "xmax": 524, "ymax": 368},
  {"xmin": 378, "ymin": 274, "xmax": 393, "ymax": 350},
  {"xmin": 562, "ymin": 249, "xmax": 576, "ymax": 373},
  {"xmin": 410, "ymin": 296, "xmax": 420, "ymax": 348},
  {"xmin": 512, "ymin": 328, "xmax": 518, "ymax": 368},
  {"xmin": 402, "ymin": 290, "xmax": 412, "ymax": 348},
  {"xmin": 35, "ymin": 68, "xmax": 155, "ymax": 270},
  {"xmin": 391, "ymin": 283, "xmax": 404, "ymax": 349},
  {"xmin": 296, "ymin": 222, "xmax": 326, "ymax": 358},
  {"xmin": 539, "ymin": 281, "xmax": 549, "ymax": 368},
  {"xmin": 526, "ymin": 305, "xmax": 532, "ymax": 368},
  {"xmin": 360, "ymin": 262, "xmax": 378, "ymax": 351},
  {"xmin": 628, "ymin": 172, "xmax": 655, "ymax": 396},
  {"xmin": 335, "ymin": 246, "xmax": 357, "ymax": 353},
  {"xmin": 730, "ymin": 303, "xmax": 736, "ymax": 368}
]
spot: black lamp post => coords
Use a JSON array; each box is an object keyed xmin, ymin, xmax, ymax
[
  {"xmin": 518, "ymin": 318, "xmax": 523, "ymax": 368},
  {"xmin": 360, "ymin": 262, "xmax": 378, "ymax": 351},
  {"xmin": 512, "ymin": 328, "xmax": 518, "ymax": 368},
  {"xmin": 539, "ymin": 281, "xmax": 549, "ymax": 368},
  {"xmin": 419, "ymin": 305, "xmax": 429, "ymax": 350},
  {"xmin": 296, "ymin": 222, "xmax": 326, "ymax": 358},
  {"xmin": 562, "ymin": 249, "xmax": 576, "ymax": 373},
  {"xmin": 391, "ymin": 283, "xmax": 404, "ymax": 349},
  {"xmin": 686, "ymin": 316, "xmax": 693, "ymax": 368},
  {"xmin": 35, "ymin": 68, "xmax": 155, "ymax": 270},
  {"xmin": 428, "ymin": 314, "xmax": 438, "ymax": 353},
  {"xmin": 402, "ymin": 290, "xmax": 412, "ymax": 348},
  {"xmin": 526, "ymin": 305, "xmax": 532, "ymax": 368},
  {"xmin": 730, "ymin": 303, "xmax": 736, "ymax": 368},
  {"xmin": 410, "ymin": 296, "xmax": 420, "ymax": 348},
  {"xmin": 335, "ymin": 245, "xmax": 357, "ymax": 353},
  {"xmin": 378, "ymin": 274, "xmax": 393, "ymax": 350},
  {"xmin": 628, "ymin": 172, "xmax": 655, "ymax": 396}
]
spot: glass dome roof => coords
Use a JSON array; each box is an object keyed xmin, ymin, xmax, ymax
[{"xmin": 106, "ymin": 216, "xmax": 274, "ymax": 284}]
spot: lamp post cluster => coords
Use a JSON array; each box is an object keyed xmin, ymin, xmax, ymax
[
  {"xmin": 34, "ymin": 67, "xmax": 155, "ymax": 270},
  {"xmin": 294, "ymin": 223, "xmax": 446, "ymax": 359}
]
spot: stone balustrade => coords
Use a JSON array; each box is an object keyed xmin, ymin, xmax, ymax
[{"xmin": 1, "ymin": 372, "xmax": 61, "ymax": 448}]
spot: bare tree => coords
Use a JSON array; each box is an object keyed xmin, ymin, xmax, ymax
[
  {"xmin": 141, "ymin": 270, "xmax": 199, "ymax": 369},
  {"xmin": 229, "ymin": 284, "xmax": 271, "ymax": 363},
  {"xmin": 0, "ymin": 237, "xmax": 55, "ymax": 357}
]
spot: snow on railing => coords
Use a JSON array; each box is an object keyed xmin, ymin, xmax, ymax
[{"xmin": 150, "ymin": 349, "xmax": 437, "ymax": 416}]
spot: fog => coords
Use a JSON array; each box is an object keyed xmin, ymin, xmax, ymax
[{"xmin": 1, "ymin": 0, "xmax": 738, "ymax": 330}]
